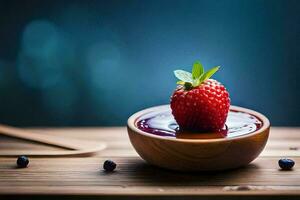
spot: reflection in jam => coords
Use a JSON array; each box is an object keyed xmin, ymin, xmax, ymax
[{"xmin": 136, "ymin": 109, "xmax": 263, "ymax": 139}]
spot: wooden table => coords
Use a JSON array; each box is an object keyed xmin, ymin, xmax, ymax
[{"xmin": 0, "ymin": 127, "xmax": 300, "ymax": 200}]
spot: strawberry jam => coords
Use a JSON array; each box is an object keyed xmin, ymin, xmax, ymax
[{"xmin": 136, "ymin": 108, "xmax": 263, "ymax": 139}]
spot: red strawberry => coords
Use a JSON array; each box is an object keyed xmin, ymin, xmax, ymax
[{"xmin": 170, "ymin": 61, "xmax": 230, "ymax": 132}]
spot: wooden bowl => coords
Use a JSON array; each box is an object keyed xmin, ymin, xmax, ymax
[{"xmin": 127, "ymin": 105, "xmax": 270, "ymax": 171}]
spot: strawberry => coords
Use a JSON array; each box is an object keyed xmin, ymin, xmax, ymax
[{"xmin": 170, "ymin": 61, "xmax": 230, "ymax": 132}]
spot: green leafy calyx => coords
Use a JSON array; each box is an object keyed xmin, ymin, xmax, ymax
[{"xmin": 174, "ymin": 61, "xmax": 220, "ymax": 90}]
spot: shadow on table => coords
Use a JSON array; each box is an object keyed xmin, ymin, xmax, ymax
[{"xmin": 120, "ymin": 158, "xmax": 260, "ymax": 186}]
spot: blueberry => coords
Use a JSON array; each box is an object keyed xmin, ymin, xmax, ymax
[
  {"xmin": 103, "ymin": 160, "xmax": 116, "ymax": 172},
  {"xmin": 278, "ymin": 158, "xmax": 295, "ymax": 170},
  {"xmin": 17, "ymin": 156, "xmax": 29, "ymax": 168}
]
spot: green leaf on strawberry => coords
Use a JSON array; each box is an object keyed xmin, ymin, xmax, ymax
[
  {"xmin": 176, "ymin": 80, "xmax": 185, "ymax": 85},
  {"xmin": 192, "ymin": 61, "xmax": 203, "ymax": 79},
  {"xmin": 174, "ymin": 61, "xmax": 220, "ymax": 89},
  {"xmin": 199, "ymin": 66, "xmax": 220, "ymax": 82},
  {"xmin": 174, "ymin": 70, "xmax": 193, "ymax": 83}
]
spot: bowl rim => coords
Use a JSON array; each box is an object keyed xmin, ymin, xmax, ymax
[{"xmin": 127, "ymin": 104, "xmax": 270, "ymax": 143}]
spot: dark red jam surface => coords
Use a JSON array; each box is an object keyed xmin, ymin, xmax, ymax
[{"xmin": 136, "ymin": 108, "xmax": 263, "ymax": 139}]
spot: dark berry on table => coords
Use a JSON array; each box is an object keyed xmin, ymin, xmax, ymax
[
  {"xmin": 103, "ymin": 160, "xmax": 116, "ymax": 172},
  {"xmin": 278, "ymin": 158, "xmax": 295, "ymax": 170},
  {"xmin": 17, "ymin": 156, "xmax": 29, "ymax": 168}
]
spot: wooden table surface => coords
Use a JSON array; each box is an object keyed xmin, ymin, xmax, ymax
[{"xmin": 0, "ymin": 127, "xmax": 300, "ymax": 199}]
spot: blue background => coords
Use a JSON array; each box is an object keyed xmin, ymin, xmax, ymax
[{"xmin": 0, "ymin": 0, "xmax": 299, "ymax": 126}]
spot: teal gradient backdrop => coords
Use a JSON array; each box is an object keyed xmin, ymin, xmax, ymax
[{"xmin": 0, "ymin": 0, "xmax": 299, "ymax": 126}]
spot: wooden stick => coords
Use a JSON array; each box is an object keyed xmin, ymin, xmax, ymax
[
  {"xmin": 0, "ymin": 144, "xmax": 107, "ymax": 157},
  {"xmin": 0, "ymin": 124, "xmax": 100, "ymax": 150}
]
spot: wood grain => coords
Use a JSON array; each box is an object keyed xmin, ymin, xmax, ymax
[{"xmin": 0, "ymin": 127, "xmax": 299, "ymax": 198}]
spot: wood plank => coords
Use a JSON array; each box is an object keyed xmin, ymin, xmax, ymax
[
  {"xmin": 1, "ymin": 185, "xmax": 300, "ymax": 195},
  {"xmin": 0, "ymin": 127, "xmax": 299, "ymax": 198},
  {"xmin": 0, "ymin": 157, "xmax": 300, "ymax": 195}
]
